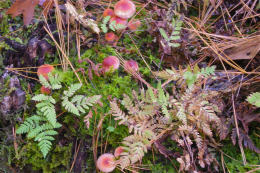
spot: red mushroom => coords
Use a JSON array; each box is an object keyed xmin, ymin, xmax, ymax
[
  {"xmin": 114, "ymin": 146, "xmax": 124, "ymax": 158},
  {"xmin": 125, "ymin": 59, "xmax": 139, "ymax": 72},
  {"xmin": 103, "ymin": 8, "xmax": 114, "ymax": 18},
  {"xmin": 40, "ymin": 86, "xmax": 51, "ymax": 95},
  {"xmin": 96, "ymin": 153, "xmax": 116, "ymax": 173},
  {"xmin": 37, "ymin": 64, "xmax": 54, "ymax": 80},
  {"xmin": 128, "ymin": 19, "xmax": 141, "ymax": 31},
  {"xmin": 102, "ymin": 56, "xmax": 120, "ymax": 73},
  {"xmin": 114, "ymin": 0, "xmax": 136, "ymax": 19},
  {"xmin": 110, "ymin": 16, "xmax": 128, "ymax": 28},
  {"xmin": 105, "ymin": 32, "xmax": 117, "ymax": 43}
]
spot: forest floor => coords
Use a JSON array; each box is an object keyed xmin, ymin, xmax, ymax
[{"xmin": 0, "ymin": 0, "xmax": 259, "ymax": 172}]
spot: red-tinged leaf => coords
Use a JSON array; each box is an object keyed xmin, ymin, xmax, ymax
[{"xmin": 6, "ymin": 0, "xmax": 39, "ymax": 25}]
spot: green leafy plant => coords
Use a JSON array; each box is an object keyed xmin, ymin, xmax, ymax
[
  {"xmin": 183, "ymin": 65, "xmax": 216, "ymax": 88},
  {"xmin": 17, "ymin": 73, "xmax": 101, "ymax": 158},
  {"xmin": 247, "ymin": 92, "xmax": 260, "ymax": 107},
  {"xmin": 159, "ymin": 16, "xmax": 183, "ymax": 48},
  {"xmin": 101, "ymin": 16, "xmax": 126, "ymax": 33}
]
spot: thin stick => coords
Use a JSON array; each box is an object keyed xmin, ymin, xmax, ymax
[
  {"xmin": 43, "ymin": 26, "xmax": 82, "ymax": 84},
  {"xmin": 232, "ymin": 93, "xmax": 247, "ymax": 165}
]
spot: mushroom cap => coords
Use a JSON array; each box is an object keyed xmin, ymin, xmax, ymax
[
  {"xmin": 37, "ymin": 64, "xmax": 54, "ymax": 80},
  {"xmin": 105, "ymin": 32, "xmax": 117, "ymax": 42},
  {"xmin": 102, "ymin": 56, "xmax": 120, "ymax": 73},
  {"xmin": 114, "ymin": 0, "xmax": 136, "ymax": 19},
  {"xmin": 96, "ymin": 153, "xmax": 116, "ymax": 173},
  {"xmin": 125, "ymin": 59, "xmax": 138, "ymax": 72},
  {"xmin": 114, "ymin": 146, "xmax": 124, "ymax": 158},
  {"xmin": 110, "ymin": 16, "xmax": 128, "ymax": 26},
  {"xmin": 128, "ymin": 19, "xmax": 141, "ymax": 31},
  {"xmin": 40, "ymin": 86, "xmax": 51, "ymax": 95},
  {"xmin": 103, "ymin": 8, "xmax": 115, "ymax": 17}
]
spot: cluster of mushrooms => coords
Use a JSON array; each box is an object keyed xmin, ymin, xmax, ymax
[
  {"xmin": 102, "ymin": 56, "xmax": 139, "ymax": 74},
  {"xmin": 97, "ymin": 146, "xmax": 124, "ymax": 172},
  {"xmin": 103, "ymin": 0, "xmax": 141, "ymax": 44},
  {"xmin": 37, "ymin": 55, "xmax": 138, "ymax": 95}
]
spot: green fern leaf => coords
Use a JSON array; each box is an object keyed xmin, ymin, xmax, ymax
[
  {"xmin": 34, "ymin": 130, "xmax": 57, "ymax": 141},
  {"xmin": 64, "ymin": 83, "xmax": 82, "ymax": 97},
  {"xmin": 62, "ymin": 97, "xmax": 80, "ymax": 116},
  {"xmin": 16, "ymin": 115, "xmax": 43, "ymax": 134},
  {"xmin": 38, "ymin": 139, "xmax": 52, "ymax": 158},
  {"xmin": 109, "ymin": 21, "xmax": 116, "ymax": 32},
  {"xmin": 101, "ymin": 16, "xmax": 110, "ymax": 33},
  {"xmin": 147, "ymin": 87, "xmax": 156, "ymax": 103},
  {"xmin": 200, "ymin": 66, "xmax": 215, "ymax": 77},
  {"xmin": 159, "ymin": 28, "xmax": 169, "ymax": 41},
  {"xmin": 39, "ymin": 75, "xmax": 51, "ymax": 88},
  {"xmin": 48, "ymin": 73, "xmax": 62, "ymax": 90},
  {"xmin": 247, "ymin": 92, "xmax": 260, "ymax": 107}
]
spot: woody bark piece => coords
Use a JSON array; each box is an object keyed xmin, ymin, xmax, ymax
[{"xmin": 65, "ymin": 2, "xmax": 100, "ymax": 34}]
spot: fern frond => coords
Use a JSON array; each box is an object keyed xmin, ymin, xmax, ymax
[
  {"xmin": 101, "ymin": 16, "xmax": 110, "ymax": 33},
  {"xmin": 147, "ymin": 87, "xmax": 157, "ymax": 103},
  {"xmin": 39, "ymin": 75, "xmax": 51, "ymax": 88},
  {"xmin": 110, "ymin": 100, "xmax": 128, "ymax": 125},
  {"xmin": 36, "ymin": 101, "xmax": 56, "ymax": 126},
  {"xmin": 38, "ymin": 139, "xmax": 52, "ymax": 158},
  {"xmin": 64, "ymin": 83, "xmax": 82, "ymax": 97},
  {"xmin": 172, "ymin": 99, "xmax": 187, "ymax": 124},
  {"xmin": 16, "ymin": 115, "xmax": 43, "ymax": 134},
  {"xmin": 34, "ymin": 130, "xmax": 58, "ymax": 141},
  {"xmin": 48, "ymin": 73, "xmax": 62, "ymax": 90},
  {"xmin": 200, "ymin": 66, "xmax": 216, "ymax": 77},
  {"xmin": 27, "ymin": 123, "xmax": 55, "ymax": 138},
  {"xmin": 247, "ymin": 92, "xmax": 260, "ymax": 107},
  {"xmin": 84, "ymin": 95, "xmax": 102, "ymax": 108},
  {"xmin": 119, "ymin": 135, "xmax": 148, "ymax": 168},
  {"xmin": 62, "ymin": 97, "xmax": 80, "ymax": 116}
]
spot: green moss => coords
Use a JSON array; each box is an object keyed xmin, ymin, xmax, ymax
[
  {"xmin": 221, "ymin": 127, "xmax": 260, "ymax": 172},
  {"xmin": 16, "ymin": 142, "xmax": 72, "ymax": 173}
]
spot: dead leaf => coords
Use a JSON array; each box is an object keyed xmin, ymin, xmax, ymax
[
  {"xmin": 221, "ymin": 35, "xmax": 260, "ymax": 60},
  {"xmin": 6, "ymin": 0, "xmax": 39, "ymax": 25}
]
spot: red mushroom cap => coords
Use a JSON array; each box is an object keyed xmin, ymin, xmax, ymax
[
  {"xmin": 103, "ymin": 8, "xmax": 115, "ymax": 17},
  {"xmin": 40, "ymin": 86, "xmax": 51, "ymax": 95},
  {"xmin": 105, "ymin": 32, "xmax": 117, "ymax": 42},
  {"xmin": 102, "ymin": 56, "xmax": 120, "ymax": 73},
  {"xmin": 110, "ymin": 16, "xmax": 128, "ymax": 26},
  {"xmin": 128, "ymin": 19, "xmax": 141, "ymax": 31},
  {"xmin": 96, "ymin": 153, "xmax": 116, "ymax": 173},
  {"xmin": 37, "ymin": 64, "xmax": 54, "ymax": 80},
  {"xmin": 114, "ymin": 146, "xmax": 124, "ymax": 158},
  {"xmin": 125, "ymin": 59, "xmax": 139, "ymax": 72},
  {"xmin": 114, "ymin": 0, "xmax": 136, "ymax": 19}
]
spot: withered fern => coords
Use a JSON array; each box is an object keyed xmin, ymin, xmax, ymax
[{"xmin": 110, "ymin": 66, "xmax": 223, "ymax": 171}]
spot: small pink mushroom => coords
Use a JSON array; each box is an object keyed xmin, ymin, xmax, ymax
[
  {"xmin": 125, "ymin": 59, "xmax": 139, "ymax": 72},
  {"xmin": 102, "ymin": 56, "xmax": 120, "ymax": 73},
  {"xmin": 114, "ymin": 0, "xmax": 136, "ymax": 19},
  {"xmin": 110, "ymin": 16, "xmax": 128, "ymax": 26},
  {"xmin": 105, "ymin": 32, "xmax": 117, "ymax": 43},
  {"xmin": 114, "ymin": 146, "xmax": 124, "ymax": 158},
  {"xmin": 40, "ymin": 86, "xmax": 51, "ymax": 95},
  {"xmin": 128, "ymin": 19, "xmax": 141, "ymax": 31},
  {"xmin": 37, "ymin": 64, "xmax": 54, "ymax": 80},
  {"xmin": 96, "ymin": 153, "xmax": 116, "ymax": 173},
  {"xmin": 103, "ymin": 8, "xmax": 115, "ymax": 18}
]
